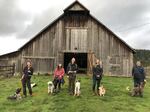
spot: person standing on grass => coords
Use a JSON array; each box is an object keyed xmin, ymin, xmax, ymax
[
  {"xmin": 21, "ymin": 60, "xmax": 33, "ymax": 97},
  {"xmin": 53, "ymin": 64, "xmax": 65, "ymax": 92},
  {"xmin": 132, "ymin": 61, "xmax": 146, "ymax": 97},
  {"xmin": 92, "ymin": 59, "xmax": 103, "ymax": 95},
  {"xmin": 67, "ymin": 58, "xmax": 78, "ymax": 95}
]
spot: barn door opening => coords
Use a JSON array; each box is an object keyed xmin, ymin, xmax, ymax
[{"xmin": 64, "ymin": 53, "xmax": 87, "ymax": 74}]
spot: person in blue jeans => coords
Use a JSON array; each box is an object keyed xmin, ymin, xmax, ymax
[
  {"xmin": 92, "ymin": 59, "xmax": 103, "ymax": 95},
  {"xmin": 132, "ymin": 61, "xmax": 146, "ymax": 97}
]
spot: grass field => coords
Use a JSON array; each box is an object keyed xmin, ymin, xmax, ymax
[{"xmin": 0, "ymin": 75, "xmax": 150, "ymax": 112}]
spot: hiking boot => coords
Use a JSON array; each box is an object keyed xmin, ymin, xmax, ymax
[
  {"xmin": 69, "ymin": 93, "xmax": 73, "ymax": 95},
  {"xmin": 140, "ymin": 94, "xmax": 143, "ymax": 98},
  {"xmin": 23, "ymin": 95, "xmax": 27, "ymax": 98},
  {"xmin": 139, "ymin": 92, "xmax": 143, "ymax": 98},
  {"xmin": 92, "ymin": 91, "xmax": 96, "ymax": 96},
  {"xmin": 97, "ymin": 90, "xmax": 100, "ymax": 96}
]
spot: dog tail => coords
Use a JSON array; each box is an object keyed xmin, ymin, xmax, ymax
[{"xmin": 126, "ymin": 86, "xmax": 131, "ymax": 91}]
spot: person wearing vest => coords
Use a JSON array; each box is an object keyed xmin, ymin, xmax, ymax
[
  {"xmin": 92, "ymin": 59, "xmax": 103, "ymax": 95},
  {"xmin": 67, "ymin": 58, "xmax": 78, "ymax": 95},
  {"xmin": 21, "ymin": 60, "xmax": 33, "ymax": 97}
]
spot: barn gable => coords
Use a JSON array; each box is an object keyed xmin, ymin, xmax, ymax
[
  {"xmin": 64, "ymin": 0, "xmax": 89, "ymax": 12},
  {"xmin": 18, "ymin": 0, "xmax": 135, "ymax": 53},
  {"xmin": 0, "ymin": 0, "xmax": 135, "ymax": 76}
]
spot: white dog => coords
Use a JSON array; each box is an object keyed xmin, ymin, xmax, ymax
[
  {"xmin": 74, "ymin": 80, "xmax": 81, "ymax": 96},
  {"xmin": 99, "ymin": 85, "xmax": 106, "ymax": 96},
  {"xmin": 48, "ymin": 81, "xmax": 54, "ymax": 94}
]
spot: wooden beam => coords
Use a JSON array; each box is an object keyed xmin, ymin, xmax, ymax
[
  {"xmin": 61, "ymin": 50, "xmax": 88, "ymax": 53},
  {"xmin": 22, "ymin": 56, "xmax": 55, "ymax": 59},
  {"xmin": 0, "ymin": 59, "xmax": 8, "ymax": 61},
  {"xmin": 109, "ymin": 64, "xmax": 120, "ymax": 67},
  {"xmin": 65, "ymin": 27, "xmax": 88, "ymax": 29}
]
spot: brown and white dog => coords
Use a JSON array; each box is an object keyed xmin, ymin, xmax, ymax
[
  {"xmin": 126, "ymin": 80, "xmax": 147, "ymax": 96},
  {"xmin": 74, "ymin": 80, "xmax": 81, "ymax": 96},
  {"xmin": 99, "ymin": 85, "xmax": 106, "ymax": 96}
]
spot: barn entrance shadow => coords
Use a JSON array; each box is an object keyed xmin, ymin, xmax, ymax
[{"xmin": 64, "ymin": 53, "xmax": 87, "ymax": 74}]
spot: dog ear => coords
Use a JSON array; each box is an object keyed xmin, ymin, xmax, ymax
[{"xmin": 16, "ymin": 88, "xmax": 21, "ymax": 94}]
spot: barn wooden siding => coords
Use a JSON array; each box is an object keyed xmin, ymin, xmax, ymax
[
  {"xmin": 0, "ymin": 51, "xmax": 21, "ymax": 73},
  {"xmin": 0, "ymin": 1, "xmax": 134, "ymax": 76}
]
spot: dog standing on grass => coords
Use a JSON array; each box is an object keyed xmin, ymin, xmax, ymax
[
  {"xmin": 99, "ymin": 85, "xmax": 106, "ymax": 96},
  {"xmin": 126, "ymin": 80, "xmax": 147, "ymax": 97},
  {"xmin": 74, "ymin": 80, "xmax": 81, "ymax": 96},
  {"xmin": 48, "ymin": 81, "xmax": 54, "ymax": 95}
]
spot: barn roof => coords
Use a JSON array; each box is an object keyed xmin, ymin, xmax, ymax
[
  {"xmin": 0, "ymin": 51, "xmax": 19, "ymax": 58},
  {"xmin": 1, "ymin": 0, "xmax": 135, "ymax": 57}
]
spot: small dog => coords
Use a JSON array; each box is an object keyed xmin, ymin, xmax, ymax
[
  {"xmin": 74, "ymin": 80, "xmax": 81, "ymax": 96},
  {"xmin": 99, "ymin": 85, "xmax": 106, "ymax": 96},
  {"xmin": 126, "ymin": 80, "xmax": 147, "ymax": 97},
  {"xmin": 126, "ymin": 86, "xmax": 140, "ymax": 96},
  {"xmin": 7, "ymin": 88, "xmax": 22, "ymax": 100},
  {"xmin": 48, "ymin": 81, "xmax": 54, "ymax": 94}
]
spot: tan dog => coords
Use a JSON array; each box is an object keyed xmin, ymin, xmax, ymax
[{"xmin": 99, "ymin": 85, "xmax": 106, "ymax": 96}]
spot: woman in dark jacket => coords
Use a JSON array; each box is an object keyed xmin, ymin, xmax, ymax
[
  {"xmin": 67, "ymin": 58, "xmax": 78, "ymax": 95},
  {"xmin": 21, "ymin": 60, "xmax": 33, "ymax": 97},
  {"xmin": 132, "ymin": 61, "xmax": 146, "ymax": 97},
  {"xmin": 92, "ymin": 59, "xmax": 103, "ymax": 95}
]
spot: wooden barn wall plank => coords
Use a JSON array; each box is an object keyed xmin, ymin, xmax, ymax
[
  {"xmin": 19, "ymin": 21, "xmax": 62, "ymax": 73},
  {"xmin": 87, "ymin": 16, "xmax": 133, "ymax": 76}
]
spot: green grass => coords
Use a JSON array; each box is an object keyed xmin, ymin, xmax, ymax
[{"xmin": 0, "ymin": 75, "xmax": 150, "ymax": 112}]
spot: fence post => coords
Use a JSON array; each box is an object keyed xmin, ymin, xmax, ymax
[{"xmin": 12, "ymin": 63, "xmax": 15, "ymax": 76}]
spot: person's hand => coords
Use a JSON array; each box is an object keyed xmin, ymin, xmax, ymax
[
  {"xmin": 59, "ymin": 76, "xmax": 62, "ymax": 79},
  {"xmin": 74, "ymin": 71, "xmax": 76, "ymax": 74},
  {"xmin": 67, "ymin": 76, "xmax": 69, "ymax": 78},
  {"xmin": 68, "ymin": 71, "xmax": 72, "ymax": 74},
  {"xmin": 21, "ymin": 75, "xmax": 24, "ymax": 81}
]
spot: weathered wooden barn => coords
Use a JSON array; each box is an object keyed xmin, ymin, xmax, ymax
[{"xmin": 0, "ymin": 1, "xmax": 135, "ymax": 76}]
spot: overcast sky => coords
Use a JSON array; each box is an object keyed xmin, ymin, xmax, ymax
[{"xmin": 0, "ymin": 0, "xmax": 150, "ymax": 55}]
